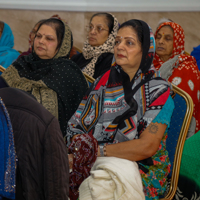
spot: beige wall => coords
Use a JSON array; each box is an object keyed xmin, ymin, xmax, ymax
[{"xmin": 0, "ymin": 9, "xmax": 200, "ymax": 53}]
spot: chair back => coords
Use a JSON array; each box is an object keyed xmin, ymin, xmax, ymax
[
  {"xmin": 82, "ymin": 72, "xmax": 95, "ymax": 87},
  {"xmin": 161, "ymin": 84, "xmax": 193, "ymax": 200},
  {"xmin": 73, "ymin": 46, "xmax": 82, "ymax": 54},
  {"xmin": 0, "ymin": 65, "xmax": 5, "ymax": 73}
]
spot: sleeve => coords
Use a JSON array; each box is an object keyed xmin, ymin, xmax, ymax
[
  {"xmin": 152, "ymin": 95, "xmax": 175, "ymax": 128},
  {"xmin": 44, "ymin": 117, "xmax": 69, "ymax": 200}
]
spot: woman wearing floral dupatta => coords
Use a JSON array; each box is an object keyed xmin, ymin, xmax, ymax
[
  {"xmin": 153, "ymin": 22, "xmax": 200, "ymax": 132},
  {"xmin": 66, "ymin": 19, "xmax": 174, "ymax": 200}
]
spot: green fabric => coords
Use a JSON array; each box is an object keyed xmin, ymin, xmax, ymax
[{"xmin": 180, "ymin": 130, "xmax": 200, "ymax": 188}]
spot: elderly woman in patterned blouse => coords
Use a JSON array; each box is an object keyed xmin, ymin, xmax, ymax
[{"xmin": 66, "ymin": 19, "xmax": 175, "ymax": 200}]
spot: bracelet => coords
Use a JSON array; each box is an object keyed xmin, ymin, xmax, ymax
[
  {"xmin": 103, "ymin": 144, "xmax": 107, "ymax": 156},
  {"xmin": 99, "ymin": 145, "xmax": 104, "ymax": 157}
]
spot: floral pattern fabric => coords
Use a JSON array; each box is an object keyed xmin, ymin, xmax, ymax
[{"xmin": 140, "ymin": 96, "xmax": 174, "ymax": 199}]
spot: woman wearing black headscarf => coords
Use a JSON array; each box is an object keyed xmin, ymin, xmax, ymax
[
  {"xmin": 66, "ymin": 19, "xmax": 175, "ymax": 199},
  {"xmin": 1, "ymin": 18, "xmax": 88, "ymax": 136}
]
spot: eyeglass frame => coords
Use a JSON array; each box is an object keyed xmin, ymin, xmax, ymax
[{"xmin": 86, "ymin": 24, "xmax": 109, "ymax": 34}]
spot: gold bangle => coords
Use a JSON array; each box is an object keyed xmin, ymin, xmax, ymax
[{"xmin": 103, "ymin": 144, "xmax": 107, "ymax": 156}]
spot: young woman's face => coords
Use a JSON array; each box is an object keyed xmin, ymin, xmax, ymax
[
  {"xmin": 155, "ymin": 26, "xmax": 174, "ymax": 62},
  {"xmin": 87, "ymin": 16, "xmax": 109, "ymax": 47},
  {"xmin": 114, "ymin": 26, "xmax": 142, "ymax": 72},
  {"xmin": 34, "ymin": 24, "xmax": 58, "ymax": 59}
]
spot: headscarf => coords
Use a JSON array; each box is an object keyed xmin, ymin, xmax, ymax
[
  {"xmin": 153, "ymin": 21, "xmax": 193, "ymax": 69},
  {"xmin": 0, "ymin": 98, "xmax": 16, "ymax": 200},
  {"xmin": 2, "ymin": 19, "xmax": 88, "ymax": 136},
  {"xmin": 153, "ymin": 22, "xmax": 200, "ymax": 132},
  {"xmin": 0, "ymin": 22, "xmax": 20, "ymax": 69},
  {"xmin": 82, "ymin": 13, "xmax": 119, "ymax": 77}
]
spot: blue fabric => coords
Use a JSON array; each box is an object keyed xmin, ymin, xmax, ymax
[
  {"xmin": 166, "ymin": 93, "xmax": 187, "ymax": 178},
  {"xmin": 191, "ymin": 45, "xmax": 200, "ymax": 70},
  {"xmin": 152, "ymin": 95, "xmax": 174, "ymax": 126},
  {"xmin": 0, "ymin": 98, "xmax": 16, "ymax": 199},
  {"xmin": 0, "ymin": 22, "xmax": 20, "ymax": 69}
]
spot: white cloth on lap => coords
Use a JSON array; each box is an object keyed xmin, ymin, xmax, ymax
[{"xmin": 79, "ymin": 157, "xmax": 145, "ymax": 200}]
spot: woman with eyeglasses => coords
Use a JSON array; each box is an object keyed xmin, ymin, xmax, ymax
[{"xmin": 71, "ymin": 12, "xmax": 119, "ymax": 79}]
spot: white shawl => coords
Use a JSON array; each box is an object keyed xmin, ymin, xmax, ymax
[{"xmin": 79, "ymin": 157, "xmax": 145, "ymax": 200}]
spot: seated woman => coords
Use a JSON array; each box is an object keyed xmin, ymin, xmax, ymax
[
  {"xmin": 1, "ymin": 18, "xmax": 88, "ymax": 136},
  {"xmin": 0, "ymin": 21, "xmax": 20, "ymax": 70},
  {"xmin": 66, "ymin": 19, "xmax": 174, "ymax": 199},
  {"xmin": 71, "ymin": 12, "xmax": 119, "ymax": 79},
  {"xmin": 153, "ymin": 22, "xmax": 200, "ymax": 132}
]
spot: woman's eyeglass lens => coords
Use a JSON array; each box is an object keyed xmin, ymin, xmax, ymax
[{"xmin": 86, "ymin": 25, "xmax": 109, "ymax": 33}]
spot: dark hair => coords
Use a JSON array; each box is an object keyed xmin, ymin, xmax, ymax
[
  {"xmin": 119, "ymin": 20, "xmax": 143, "ymax": 49},
  {"xmin": 90, "ymin": 13, "xmax": 114, "ymax": 33},
  {"xmin": 34, "ymin": 19, "xmax": 46, "ymax": 30},
  {"xmin": 37, "ymin": 18, "xmax": 65, "ymax": 50},
  {"xmin": 0, "ymin": 21, "xmax": 4, "ymax": 32}
]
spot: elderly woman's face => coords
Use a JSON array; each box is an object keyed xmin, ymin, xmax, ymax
[
  {"xmin": 114, "ymin": 27, "xmax": 142, "ymax": 72},
  {"xmin": 87, "ymin": 16, "xmax": 109, "ymax": 47},
  {"xmin": 34, "ymin": 24, "xmax": 58, "ymax": 59},
  {"xmin": 155, "ymin": 26, "xmax": 174, "ymax": 62}
]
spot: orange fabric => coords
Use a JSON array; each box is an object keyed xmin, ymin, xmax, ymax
[{"xmin": 153, "ymin": 22, "xmax": 200, "ymax": 132}]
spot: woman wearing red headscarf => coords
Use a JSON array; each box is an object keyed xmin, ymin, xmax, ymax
[{"xmin": 153, "ymin": 22, "xmax": 200, "ymax": 133}]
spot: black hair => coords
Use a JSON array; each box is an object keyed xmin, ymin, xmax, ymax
[
  {"xmin": 90, "ymin": 13, "xmax": 114, "ymax": 34},
  {"xmin": 34, "ymin": 19, "xmax": 46, "ymax": 30},
  {"xmin": 0, "ymin": 21, "xmax": 4, "ymax": 32},
  {"xmin": 37, "ymin": 18, "xmax": 65, "ymax": 51},
  {"xmin": 119, "ymin": 20, "xmax": 143, "ymax": 49}
]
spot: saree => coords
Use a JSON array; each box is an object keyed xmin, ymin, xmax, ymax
[{"xmin": 0, "ymin": 98, "xmax": 16, "ymax": 200}]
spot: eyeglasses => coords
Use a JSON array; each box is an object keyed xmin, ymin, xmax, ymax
[{"xmin": 86, "ymin": 25, "xmax": 109, "ymax": 34}]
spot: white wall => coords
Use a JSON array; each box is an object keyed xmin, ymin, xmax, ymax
[{"xmin": 0, "ymin": 0, "xmax": 200, "ymax": 12}]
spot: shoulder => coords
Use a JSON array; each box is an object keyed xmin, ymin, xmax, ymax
[{"xmin": 178, "ymin": 54, "xmax": 198, "ymax": 69}]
